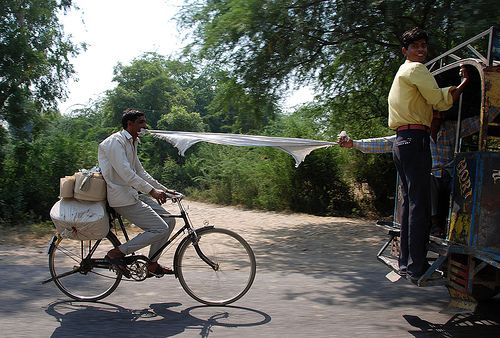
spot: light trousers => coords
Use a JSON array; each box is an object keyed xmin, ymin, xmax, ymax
[{"xmin": 113, "ymin": 194, "xmax": 175, "ymax": 261}]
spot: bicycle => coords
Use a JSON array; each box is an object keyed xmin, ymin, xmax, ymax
[{"xmin": 43, "ymin": 194, "xmax": 257, "ymax": 305}]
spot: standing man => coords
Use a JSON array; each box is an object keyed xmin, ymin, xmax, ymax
[
  {"xmin": 388, "ymin": 27, "xmax": 469, "ymax": 281},
  {"xmin": 99, "ymin": 108, "xmax": 177, "ymax": 277},
  {"xmin": 337, "ymin": 107, "xmax": 498, "ymax": 237}
]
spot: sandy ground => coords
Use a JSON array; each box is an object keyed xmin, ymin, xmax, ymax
[{"xmin": 1, "ymin": 199, "xmax": 498, "ymax": 337}]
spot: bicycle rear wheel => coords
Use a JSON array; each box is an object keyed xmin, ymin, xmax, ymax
[
  {"xmin": 48, "ymin": 232, "xmax": 122, "ymax": 301},
  {"xmin": 176, "ymin": 227, "xmax": 256, "ymax": 305}
]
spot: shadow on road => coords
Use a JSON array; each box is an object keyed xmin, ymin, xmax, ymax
[
  {"xmin": 404, "ymin": 298, "xmax": 500, "ymax": 337},
  {"xmin": 250, "ymin": 220, "xmax": 459, "ymax": 309},
  {"xmin": 44, "ymin": 300, "xmax": 271, "ymax": 337}
]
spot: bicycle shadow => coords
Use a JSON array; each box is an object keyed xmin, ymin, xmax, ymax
[
  {"xmin": 45, "ymin": 300, "xmax": 271, "ymax": 337},
  {"xmin": 403, "ymin": 298, "xmax": 500, "ymax": 337}
]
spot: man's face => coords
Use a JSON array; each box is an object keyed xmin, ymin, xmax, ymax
[
  {"xmin": 403, "ymin": 38, "xmax": 428, "ymax": 63},
  {"xmin": 127, "ymin": 116, "xmax": 147, "ymax": 137}
]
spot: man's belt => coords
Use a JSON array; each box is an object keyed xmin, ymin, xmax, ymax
[{"xmin": 396, "ymin": 124, "xmax": 430, "ymax": 132}]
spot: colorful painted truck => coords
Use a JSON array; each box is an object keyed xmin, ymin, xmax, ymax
[{"xmin": 376, "ymin": 26, "xmax": 500, "ymax": 312}]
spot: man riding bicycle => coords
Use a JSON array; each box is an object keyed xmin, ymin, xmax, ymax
[{"xmin": 98, "ymin": 108, "xmax": 178, "ymax": 277}]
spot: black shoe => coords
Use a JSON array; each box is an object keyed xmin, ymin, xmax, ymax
[
  {"xmin": 398, "ymin": 267, "xmax": 407, "ymax": 277},
  {"xmin": 430, "ymin": 225, "xmax": 445, "ymax": 237},
  {"xmin": 105, "ymin": 248, "xmax": 130, "ymax": 278},
  {"xmin": 408, "ymin": 270, "xmax": 443, "ymax": 282}
]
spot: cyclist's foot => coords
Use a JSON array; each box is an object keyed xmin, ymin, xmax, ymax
[
  {"xmin": 105, "ymin": 248, "xmax": 130, "ymax": 278},
  {"xmin": 147, "ymin": 261, "xmax": 174, "ymax": 278}
]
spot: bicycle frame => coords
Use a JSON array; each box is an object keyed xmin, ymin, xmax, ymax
[
  {"xmin": 43, "ymin": 197, "xmax": 216, "ymax": 285},
  {"xmin": 110, "ymin": 197, "xmax": 218, "ymax": 271}
]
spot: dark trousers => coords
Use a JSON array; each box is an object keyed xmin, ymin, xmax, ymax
[{"xmin": 392, "ymin": 129, "xmax": 432, "ymax": 276}]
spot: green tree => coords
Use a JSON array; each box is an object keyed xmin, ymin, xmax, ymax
[
  {"xmin": 157, "ymin": 105, "xmax": 206, "ymax": 132},
  {"xmin": 102, "ymin": 53, "xmax": 201, "ymax": 129},
  {"xmin": 0, "ymin": 0, "xmax": 82, "ymax": 127},
  {"xmin": 207, "ymin": 72, "xmax": 278, "ymax": 132},
  {"xmin": 0, "ymin": 111, "xmax": 102, "ymax": 224},
  {"xmin": 178, "ymin": 0, "xmax": 499, "ymax": 124}
]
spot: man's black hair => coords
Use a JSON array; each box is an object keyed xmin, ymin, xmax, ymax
[
  {"xmin": 121, "ymin": 108, "xmax": 145, "ymax": 129},
  {"xmin": 401, "ymin": 27, "xmax": 429, "ymax": 48}
]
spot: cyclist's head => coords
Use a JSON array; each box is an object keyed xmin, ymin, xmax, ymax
[{"xmin": 121, "ymin": 109, "xmax": 145, "ymax": 129}]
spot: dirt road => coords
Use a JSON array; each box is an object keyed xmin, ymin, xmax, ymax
[{"xmin": 0, "ymin": 199, "xmax": 498, "ymax": 337}]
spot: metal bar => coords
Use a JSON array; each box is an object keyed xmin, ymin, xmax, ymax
[
  {"xmin": 377, "ymin": 234, "xmax": 395, "ymax": 257},
  {"xmin": 487, "ymin": 27, "xmax": 495, "ymax": 66},
  {"xmin": 454, "ymin": 92, "xmax": 464, "ymax": 154},
  {"xmin": 466, "ymin": 44, "xmax": 488, "ymax": 64},
  {"xmin": 426, "ymin": 28, "xmax": 492, "ymax": 67},
  {"xmin": 473, "ymin": 261, "xmax": 488, "ymax": 275},
  {"xmin": 116, "ymin": 215, "xmax": 130, "ymax": 242},
  {"xmin": 41, "ymin": 267, "xmax": 80, "ymax": 284}
]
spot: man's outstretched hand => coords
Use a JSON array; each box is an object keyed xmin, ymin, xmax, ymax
[{"xmin": 337, "ymin": 131, "xmax": 353, "ymax": 148}]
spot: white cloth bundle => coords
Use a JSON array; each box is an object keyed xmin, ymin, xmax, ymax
[{"xmin": 50, "ymin": 199, "xmax": 109, "ymax": 240}]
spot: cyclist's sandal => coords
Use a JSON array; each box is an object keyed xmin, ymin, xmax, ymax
[
  {"xmin": 147, "ymin": 261, "xmax": 174, "ymax": 278},
  {"xmin": 105, "ymin": 248, "xmax": 131, "ymax": 278}
]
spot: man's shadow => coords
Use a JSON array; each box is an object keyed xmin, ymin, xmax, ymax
[
  {"xmin": 45, "ymin": 301, "xmax": 271, "ymax": 338},
  {"xmin": 403, "ymin": 298, "xmax": 500, "ymax": 337}
]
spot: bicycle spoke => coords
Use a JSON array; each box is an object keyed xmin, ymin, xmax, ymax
[{"xmin": 49, "ymin": 234, "xmax": 122, "ymax": 301}]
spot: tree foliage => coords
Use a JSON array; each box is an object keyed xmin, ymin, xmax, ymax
[
  {"xmin": 0, "ymin": 113, "xmax": 99, "ymax": 223},
  {"xmin": 101, "ymin": 52, "xmax": 277, "ymax": 133},
  {"xmin": 11, "ymin": 3, "xmax": 498, "ymax": 224},
  {"xmin": 0, "ymin": 0, "xmax": 81, "ymax": 127},
  {"xmin": 178, "ymin": 0, "xmax": 499, "ymax": 126}
]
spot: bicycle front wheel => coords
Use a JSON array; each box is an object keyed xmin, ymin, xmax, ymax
[
  {"xmin": 48, "ymin": 232, "xmax": 122, "ymax": 301},
  {"xmin": 176, "ymin": 227, "xmax": 256, "ymax": 305}
]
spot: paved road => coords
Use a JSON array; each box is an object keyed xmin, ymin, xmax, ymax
[{"xmin": 0, "ymin": 200, "xmax": 498, "ymax": 337}]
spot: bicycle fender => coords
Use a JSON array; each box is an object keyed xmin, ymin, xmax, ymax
[
  {"xmin": 47, "ymin": 235, "xmax": 58, "ymax": 255},
  {"xmin": 173, "ymin": 226, "xmax": 215, "ymax": 277}
]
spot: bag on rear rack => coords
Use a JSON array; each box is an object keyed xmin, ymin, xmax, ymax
[
  {"xmin": 73, "ymin": 170, "xmax": 107, "ymax": 202},
  {"xmin": 50, "ymin": 199, "xmax": 109, "ymax": 240}
]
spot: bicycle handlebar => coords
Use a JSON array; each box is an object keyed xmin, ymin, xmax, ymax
[{"xmin": 167, "ymin": 192, "xmax": 184, "ymax": 202}]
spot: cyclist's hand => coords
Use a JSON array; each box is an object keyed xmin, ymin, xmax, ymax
[{"xmin": 150, "ymin": 188, "xmax": 168, "ymax": 204}]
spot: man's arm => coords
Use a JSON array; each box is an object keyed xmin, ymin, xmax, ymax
[
  {"xmin": 338, "ymin": 132, "xmax": 395, "ymax": 153},
  {"xmin": 460, "ymin": 108, "xmax": 500, "ymax": 138},
  {"xmin": 411, "ymin": 64, "xmax": 469, "ymax": 111},
  {"xmin": 135, "ymin": 156, "xmax": 178, "ymax": 202},
  {"xmin": 411, "ymin": 63, "xmax": 454, "ymax": 111}
]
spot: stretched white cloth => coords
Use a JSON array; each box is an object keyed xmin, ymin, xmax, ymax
[{"xmin": 149, "ymin": 130, "xmax": 337, "ymax": 167}]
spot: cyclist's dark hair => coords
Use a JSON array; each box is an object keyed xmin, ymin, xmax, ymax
[
  {"xmin": 121, "ymin": 109, "xmax": 145, "ymax": 129},
  {"xmin": 401, "ymin": 27, "xmax": 429, "ymax": 48}
]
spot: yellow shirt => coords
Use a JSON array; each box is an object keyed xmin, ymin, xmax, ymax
[{"xmin": 388, "ymin": 60, "xmax": 454, "ymax": 129}]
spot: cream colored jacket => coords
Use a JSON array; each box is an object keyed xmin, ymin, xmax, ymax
[{"xmin": 98, "ymin": 130, "xmax": 166, "ymax": 207}]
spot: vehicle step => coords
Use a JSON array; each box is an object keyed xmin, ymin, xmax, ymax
[
  {"xmin": 378, "ymin": 254, "xmax": 446, "ymax": 287},
  {"xmin": 377, "ymin": 254, "xmax": 399, "ymax": 271},
  {"xmin": 375, "ymin": 220, "xmax": 400, "ymax": 234}
]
